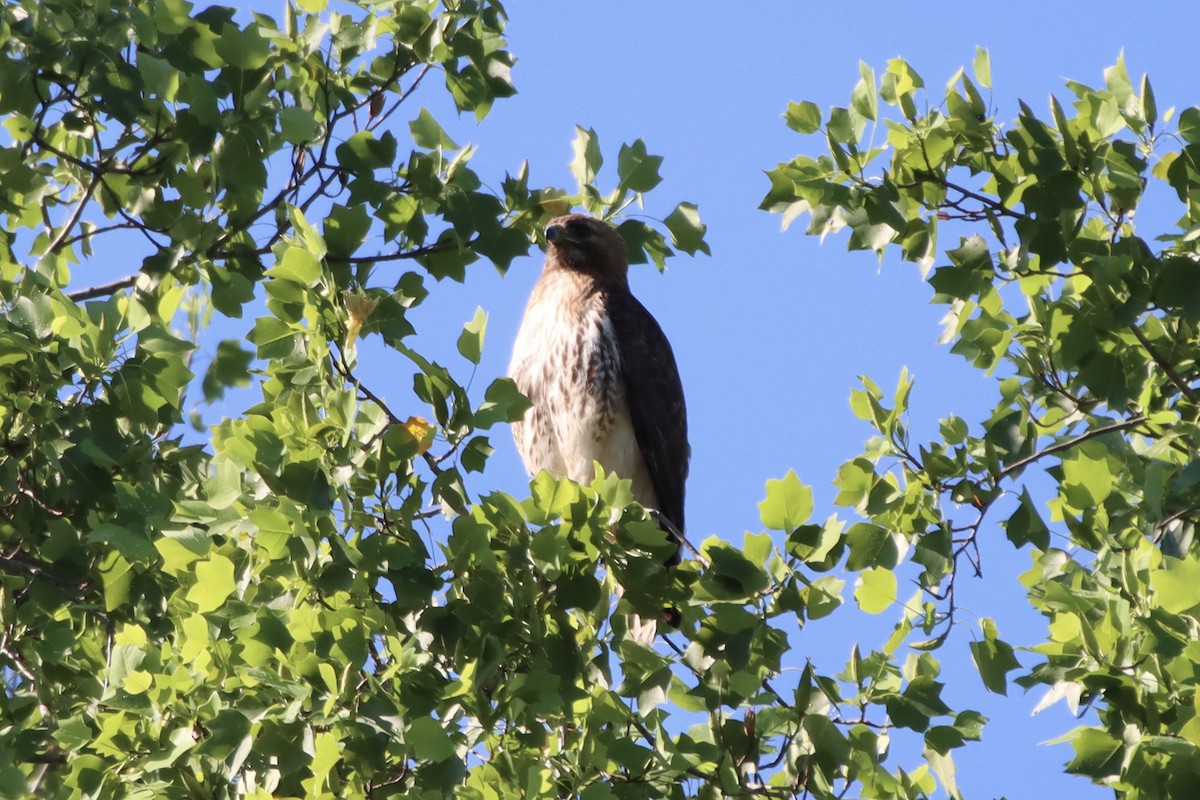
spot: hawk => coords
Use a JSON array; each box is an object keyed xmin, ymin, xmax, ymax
[{"xmin": 509, "ymin": 214, "xmax": 689, "ymax": 636}]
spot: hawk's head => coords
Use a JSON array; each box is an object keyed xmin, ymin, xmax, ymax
[{"xmin": 544, "ymin": 214, "xmax": 628, "ymax": 283}]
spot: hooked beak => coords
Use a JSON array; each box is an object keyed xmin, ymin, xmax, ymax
[{"xmin": 545, "ymin": 223, "xmax": 572, "ymax": 245}]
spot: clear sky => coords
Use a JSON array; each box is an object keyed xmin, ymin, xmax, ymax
[{"xmin": 333, "ymin": 3, "xmax": 1200, "ymax": 797}]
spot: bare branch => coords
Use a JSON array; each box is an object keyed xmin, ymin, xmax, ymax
[
  {"xmin": 325, "ymin": 238, "xmax": 467, "ymax": 266},
  {"xmin": 44, "ymin": 174, "xmax": 100, "ymax": 255},
  {"xmin": 66, "ymin": 274, "xmax": 138, "ymax": 302},
  {"xmin": 54, "ymin": 221, "xmax": 142, "ymax": 250},
  {"xmin": 1000, "ymin": 415, "xmax": 1149, "ymax": 479},
  {"xmin": 0, "ymin": 639, "xmax": 36, "ymax": 683}
]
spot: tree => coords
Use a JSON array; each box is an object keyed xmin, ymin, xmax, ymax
[
  {"xmin": 763, "ymin": 51, "xmax": 1200, "ymax": 797},
  {"xmin": 0, "ymin": 1, "xmax": 712, "ymax": 797},
  {"xmin": 5, "ymin": 0, "xmax": 1199, "ymax": 797}
]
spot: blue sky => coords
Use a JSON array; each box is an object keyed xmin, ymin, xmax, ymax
[{"xmin": 346, "ymin": 2, "xmax": 1200, "ymax": 797}]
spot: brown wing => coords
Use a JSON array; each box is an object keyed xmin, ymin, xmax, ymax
[{"xmin": 605, "ymin": 288, "xmax": 689, "ymax": 564}]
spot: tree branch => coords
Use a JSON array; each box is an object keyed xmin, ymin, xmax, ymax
[
  {"xmin": 66, "ymin": 274, "xmax": 138, "ymax": 302},
  {"xmin": 0, "ymin": 638, "xmax": 36, "ymax": 682},
  {"xmin": 1000, "ymin": 416, "xmax": 1149, "ymax": 479},
  {"xmin": 44, "ymin": 174, "xmax": 99, "ymax": 255},
  {"xmin": 54, "ymin": 221, "xmax": 142, "ymax": 250},
  {"xmin": 651, "ymin": 510, "xmax": 708, "ymax": 568},
  {"xmin": 1130, "ymin": 324, "xmax": 1200, "ymax": 405}
]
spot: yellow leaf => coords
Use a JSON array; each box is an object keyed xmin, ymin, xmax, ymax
[
  {"xmin": 403, "ymin": 416, "xmax": 434, "ymax": 455},
  {"xmin": 123, "ymin": 670, "xmax": 154, "ymax": 695},
  {"xmin": 341, "ymin": 290, "xmax": 380, "ymax": 354}
]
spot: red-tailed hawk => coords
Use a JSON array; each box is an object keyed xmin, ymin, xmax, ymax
[{"xmin": 509, "ymin": 214, "xmax": 689, "ymax": 637}]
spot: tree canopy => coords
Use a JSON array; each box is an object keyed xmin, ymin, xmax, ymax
[
  {"xmin": 2, "ymin": 1, "xmax": 1200, "ymax": 798},
  {"xmin": 764, "ymin": 51, "xmax": 1200, "ymax": 798}
]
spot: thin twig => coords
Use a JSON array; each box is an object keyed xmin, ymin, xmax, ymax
[
  {"xmin": 652, "ymin": 511, "xmax": 709, "ymax": 569},
  {"xmin": 44, "ymin": 174, "xmax": 99, "ymax": 255},
  {"xmin": 0, "ymin": 640, "xmax": 36, "ymax": 682},
  {"xmin": 1130, "ymin": 324, "xmax": 1200, "ymax": 405},
  {"xmin": 366, "ymin": 63, "xmax": 434, "ymax": 132},
  {"xmin": 54, "ymin": 221, "xmax": 142, "ymax": 250}
]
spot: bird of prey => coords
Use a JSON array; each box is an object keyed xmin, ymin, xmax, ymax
[{"xmin": 509, "ymin": 214, "xmax": 689, "ymax": 638}]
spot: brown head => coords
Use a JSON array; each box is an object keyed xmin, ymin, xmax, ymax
[{"xmin": 543, "ymin": 214, "xmax": 629, "ymax": 285}]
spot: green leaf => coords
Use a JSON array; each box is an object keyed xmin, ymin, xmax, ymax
[
  {"xmin": 805, "ymin": 576, "xmax": 844, "ymax": 619},
  {"xmin": 144, "ymin": 727, "xmax": 196, "ymax": 771},
  {"xmin": 1141, "ymin": 73, "xmax": 1157, "ymax": 129},
  {"xmin": 786, "ymin": 516, "xmax": 844, "ymax": 570},
  {"xmin": 854, "ymin": 567, "xmax": 897, "ymax": 614},
  {"xmin": 527, "ymin": 471, "xmax": 581, "ymax": 524},
  {"xmin": 337, "ymin": 130, "xmax": 398, "ymax": 172},
  {"xmin": 968, "ymin": 618, "xmax": 1020, "ymax": 695},
  {"xmin": 570, "ymin": 125, "xmax": 603, "ymax": 188},
  {"xmin": 100, "ymin": 552, "xmax": 135, "ymax": 612},
  {"xmin": 616, "ymin": 139, "xmax": 663, "ymax": 193},
  {"xmin": 199, "ymin": 710, "xmax": 253, "ymax": 762},
  {"xmin": 1103, "ymin": 53, "xmax": 1134, "ymax": 106},
  {"xmin": 456, "ymin": 306, "xmax": 487, "ymax": 364},
  {"xmin": 53, "ymin": 718, "xmax": 93, "ymax": 752},
  {"xmin": 759, "ymin": 470, "xmax": 813, "ymax": 531},
  {"xmin": 88, "ymin": 522, "xmax": 156, "ymax": 562},
  {"xmin": 1004, "ymin": 488, "xmax": 1050, "ymax": 549},
  {"xmin": 705, "ymin": 541, "xmax": 769, "ymax": 598},
  {"xmin": 122, "ymin": 670, "xmax": 154, "ymax": 695},
  {"xmin": 279, "ymin": 106, "xmax": 319, "ymax": 144},
  {"xmin": 887, "ymin": 676, "xmax": 952, "ymax": 732},
  {"xmin": 156, "ymin": 535, "xmax": 206, "ymax": 577},
  {"xmin": 410, "ymin": 107, "xmax": 460, "ymax": 150},
  {"xmin": 845, "ymin": 522, "xmax": 899, "ymax": 570},
  {"xmin": 186, "ymin": 553, "xmax": 236, "ymax": 613},
  {"xmin": 1150, "ymin": 556, "xmax": 1200, "ymax": 614},
  {"xmin": 881, "ymin": 58, "xmax": 924, "ymax": 117},
  {"xmin": 202, "ymin": 340, "xmax": 254, "ymax": 403},
  {"xmin": 923, "ymin": 744, "xmax": 961, "ymax": 800},
  {"xmin": 249, "ymin": 317, "xmax": 302, "ymax": 360},
  {"xmin": 10, "ymin": 295, "xmax": 54, "ymax": 339},
  {"xmin": 213, "ymin": 23, "xmax": 271, "ymax": 70},
  {"xmin": 408, "ymin": 717, "xmax": 455, "ymax": 761},
  {"xmin": 827, "ymin": 106, "xmax": 864, "ymax": 144},
  {"xmin": 972, "ymin": 47, "xmax": 991, "ymax": 90},
  {"xmin": 310, "ymin": 729, "xmax": 342, "ymax": 782},
  {"xmin": 617, "ymin": 219, "xmax": 673, "ymax": 269},
  {"xmin": 663, "ymin": 202, "xmax": 710, "ymax": 256},
  {"xmin": 1180, "ymin": 107, "xmax": 1200, "ymax": 143},
  {"xmin": 474, "ymin": 377, "xmax": 533, "ymax": 429},
  {"xmin": 208, "ymin": 264, "xmax": 256, "ymax": 316},
  {"xmin": 269, "ymin": 245, "xmax": 322, "ymax": 286},
  {"xmin": 323, "ymin": 203, "xmax": 371, "ymax": 256},
  {"xmin": 1050, "ymin": 93, "xmax": 1079, "ymax": 168},
  {"xmin": 851, "ymin": 61, "xmax": 878, "ymax": 121},
  {"xmin": 1060, "ymin": 442, "xmax": 1114, "ymax": 507},
  {"xmin": 1064, "ymin": 727, "xmax": 1123, "ymax": 779},
  {"xmin": 785, "ymin": 100, "xmax": 822, "ymax": 134}
]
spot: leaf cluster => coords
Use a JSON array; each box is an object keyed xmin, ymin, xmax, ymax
[
  {"xmin": 766, "ymin": 50, "xmax": 1200, "ymax": 797},
  {"xmin": 0, "ymin": 1, "xmax": 731, "ymax": 798}
]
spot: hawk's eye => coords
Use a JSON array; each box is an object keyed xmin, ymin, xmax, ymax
[{"xmin": 569, "ymin": 223, "xmax": 593, "ymax": 240}]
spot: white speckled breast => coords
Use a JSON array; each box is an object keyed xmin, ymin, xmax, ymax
[{"xmin": 509, "ymin": 270, "xmax": 658, "ymax": 507}]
